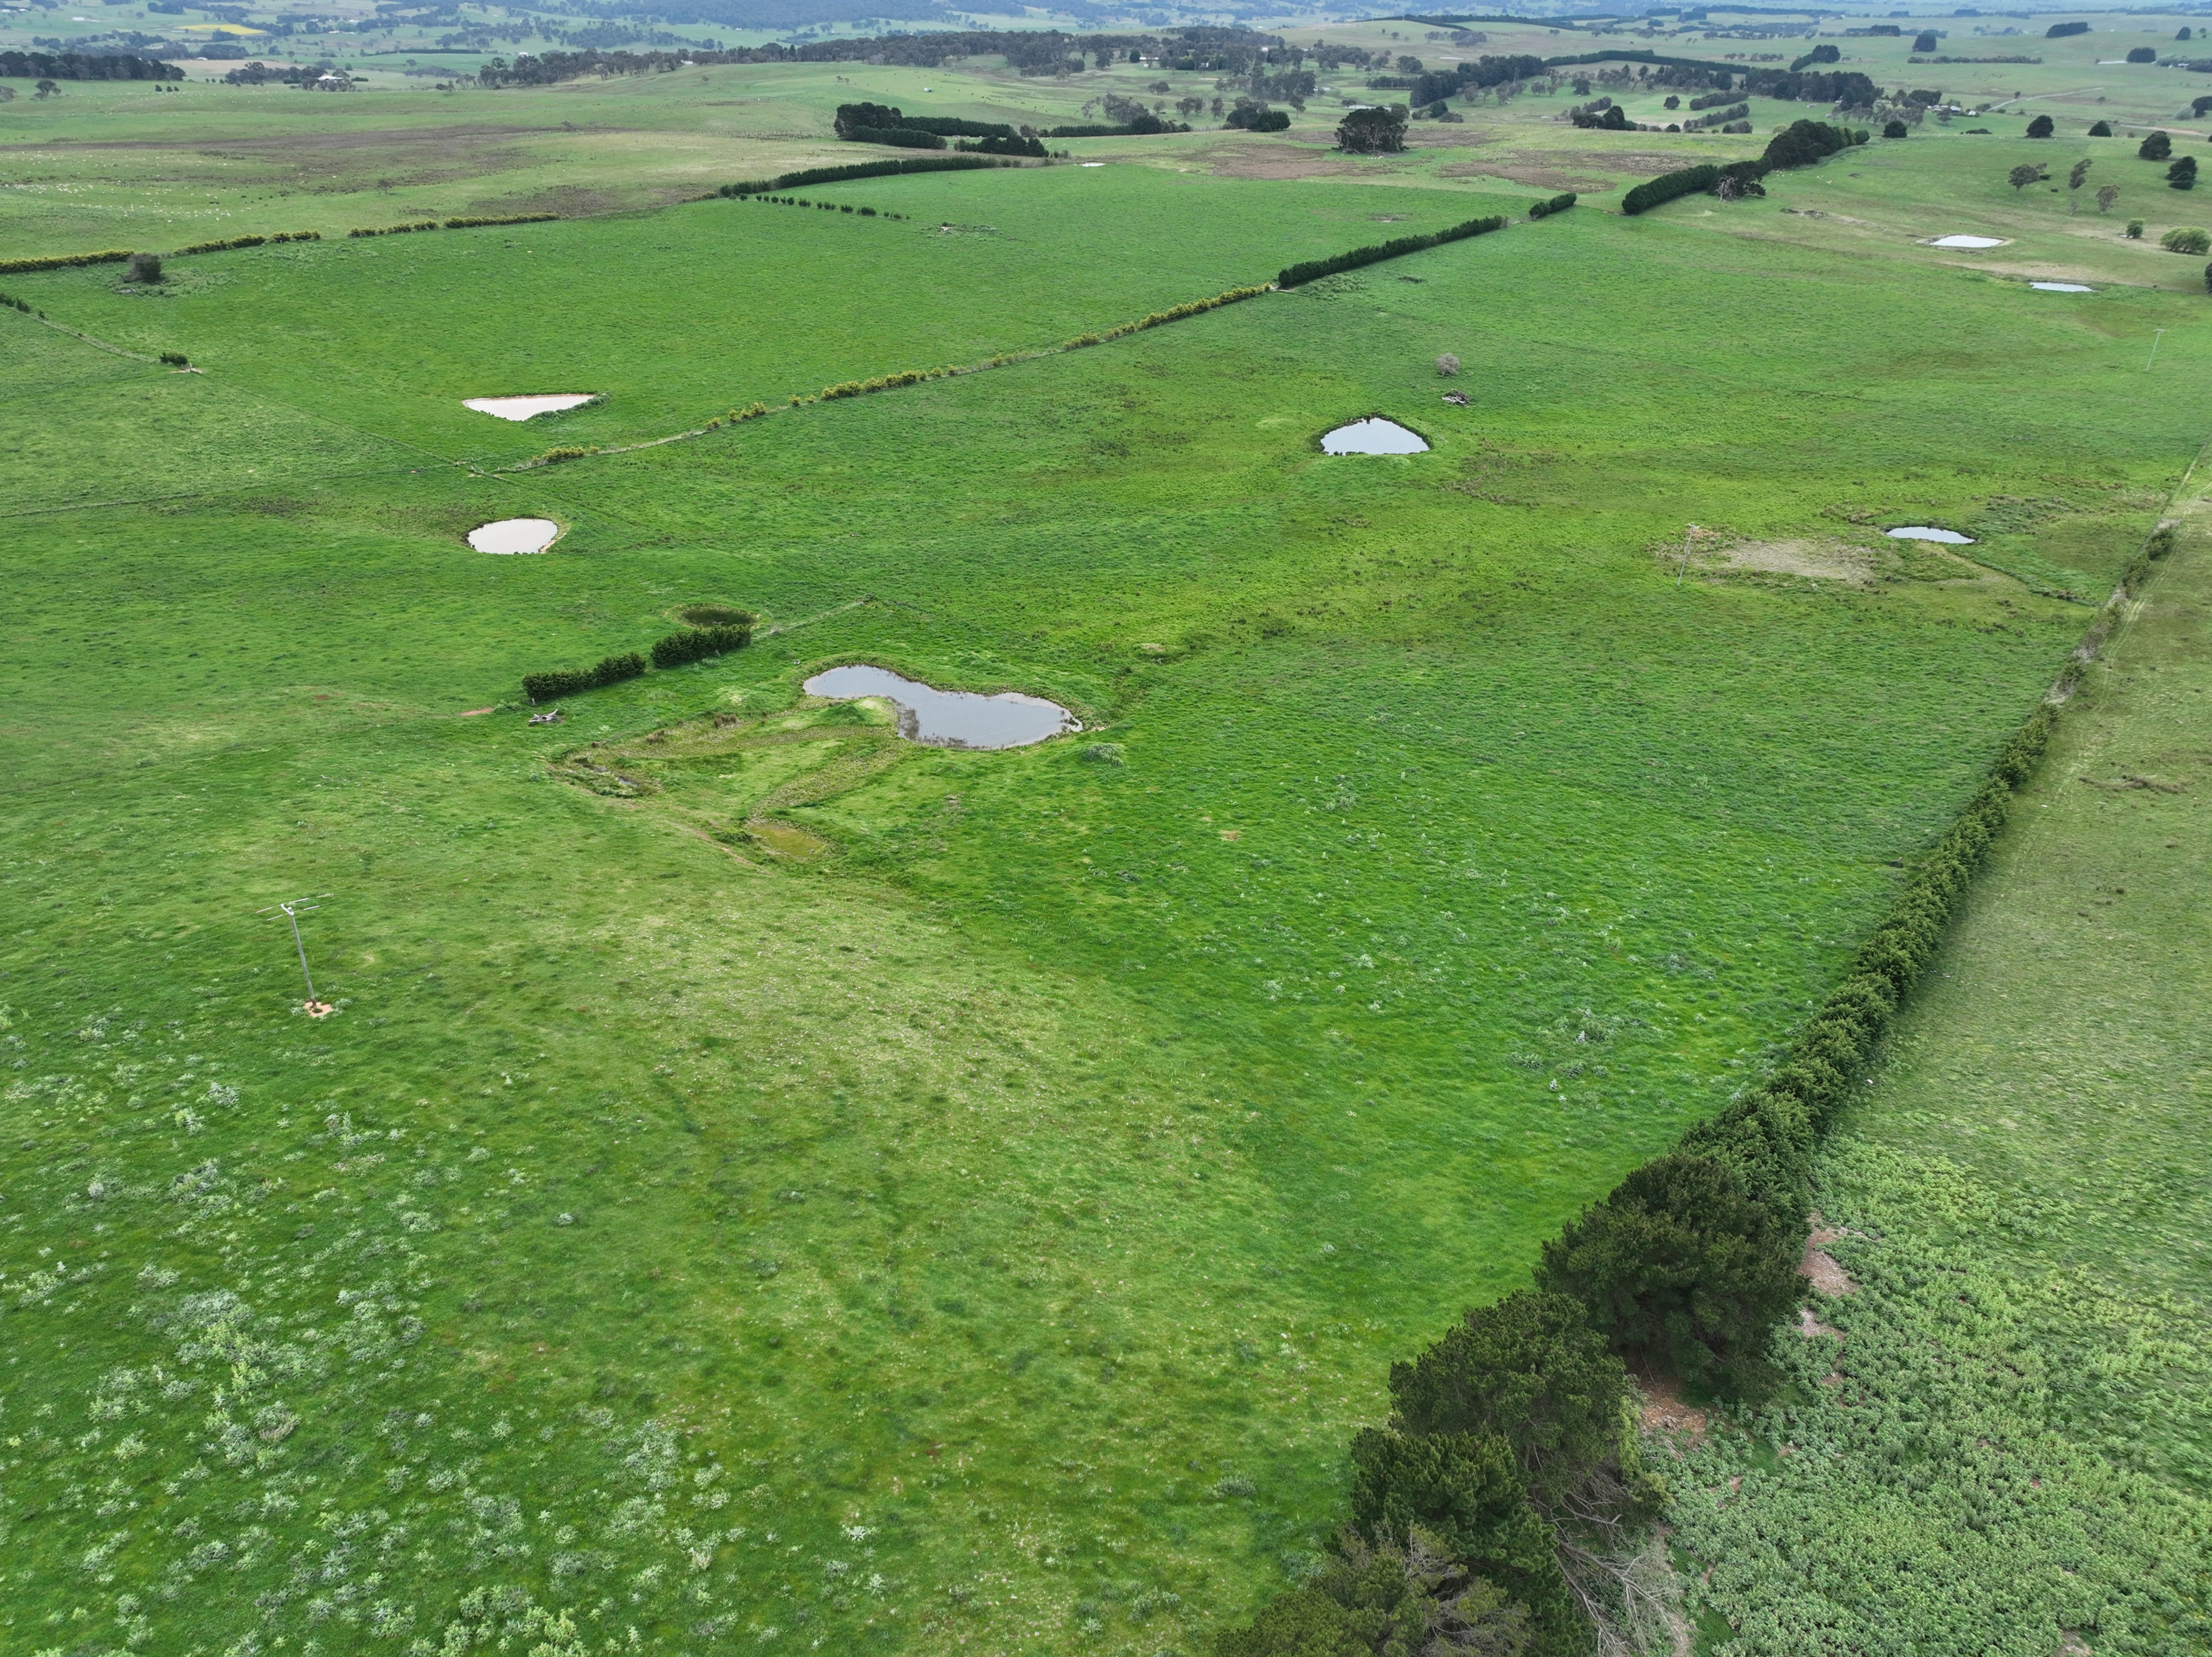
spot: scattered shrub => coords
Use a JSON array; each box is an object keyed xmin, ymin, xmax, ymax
[
  {"xmin": 123, "ymin": 252, "xmax": 164, "ymax": 284},
  {"xmin": 2126, "ymin": 45, "xmax": 2157, "ymax": 63},
  {"xmin": 1526, "ymin": 191, "xmax": 1576, "ymax": 218},
  {"xmin": 2026, "ymin": 113, "xmax": 2055, "ymax": 138},
  {"xmin": 1883, "ymin": 119, "xmax": 1910, "ymax": 139},
  {"xmin": 2160, "ymin": 225, "xmax": 2210, "ymax": 253},
  {"xmin": 2089, "ymin": 119, "xmax": 2114, "ymax": 136},
  {"xmin": 522, "ymin": 652, "xmax": 645, "ymax": 703},
  {"xmin": 2169, "ymin": 156, "xmax": 2199, "ymax": 190},
  {"xmin": 650, "ymin": 624, "xmax": 752, "ymax": 668},
  {"xmin": 0, "ymin": 248, "xmax": 131, "ymax": 275},
  {"xmin": 1277, "ymin": 216, "xmax": 1505, "ymax": 289},
  {"xmin": 2009, "ymin": 162, "xmax": 2046, "ymax": 191},
  {"xmin": 679, "ymin": 604, "xmax": 757, "ymax": 627},
  {"xmin": 1081, "ymin": 742, "xmax": 1124, "ymax": 765},
  {"xmin": 159, "ymin": 351, "xmax": 188, "ymax": 366},
  {"xmin": 0, "ymin": 290, "xmax": 33, "ymax": 314},
  {"xmin": 2140, "ymin": 130, "xmax": 2174, "ymax": 161},
  {"xmin": 1436, "ymin": 353, "xmax": 1460, "ymax": 376},
  {"xmin": 531, "ymin": 444, "xmax": 597, "ymax": 465}
]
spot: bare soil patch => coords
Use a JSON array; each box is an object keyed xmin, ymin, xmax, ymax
[
  {"xmin": 1802, "ymin": 1216, "xmax": 1859, "ymax": 1296},
  {"xmin": 1638, "ymin": 1373, "xmax": 1709, "ymax": 1444},
  {"xmin": 1195, "ymin": 141, "xmax": 1377, "ymax": 182},
  {"xmin": 1443, "ymin": 148, "xmax": 1684, "ymax": 189}
]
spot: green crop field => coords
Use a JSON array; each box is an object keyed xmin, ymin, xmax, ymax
[{"xmin": 3, "ymin": 17, "xmax": 2211, "ymax": 1655}]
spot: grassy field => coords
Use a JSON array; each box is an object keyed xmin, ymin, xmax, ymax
[
  {"xmin": 3, "ymin": 37, "xmax": 2211, "ymax": 1657},
  {"xmin": 1668, "ymin": 480, "xmax": 2212, "ymax": 1655}
]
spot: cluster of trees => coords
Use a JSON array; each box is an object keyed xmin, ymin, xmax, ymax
[
  {"xmin": 1764, "ymin": 117, "xmax": 1869, "ymax": 170},
  {"xmin": 1222, "ymin": 101, "xmax": 1290, "ymax": 132},
  {"xmin": 1336, "ymin": 104, "xmax": 1408, "ymax": 154},
  {"xmin": 468, "ymin": 26, "xmax": 1310, "ymax": 89},
  {"xmin": 833, "ymin": 102, "xmax": 1012, "ymax": 142},
  {"xmin": 1216, "ymin": 692, "xmax": 2061, "ymax": 1653},
  {"xmin": 0, "ymin": 49, "xmax": 178, "ymax": 80},
  {"xmin": 1277, "ymin": 215, "xmax": 1507, "ymax": 289},
  {"xmin": 1623, "ymin": 160, "xmax": 1757, "ymax": 214}
]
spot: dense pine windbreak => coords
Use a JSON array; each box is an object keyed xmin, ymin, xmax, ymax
[{"xmin": 1276, "ymin": 214, "xmax": 1508, "ymax": 288}]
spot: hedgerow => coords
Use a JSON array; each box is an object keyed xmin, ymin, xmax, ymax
[
  {"xmin": 0, "ymin": 249, "xmax": 132, "ymax": 275},
  {"xmin": 347, "ymin": 221, "xmax": 441, "ymax": 239},
  {"xmin": 521, "ymin": 652, "xmax": 645, "ymax": 704},
  {"xmin": 716, "ymin": 156, "xmax": 1019, "ymax": 195},
  {"xmin": 442, "ymin": 213, "xmax": 561, "ymax": 228},
  {"xmin": 848, "ymin": 125, "xmax": 947, "ymax": 150},
  {"xmin": 649, "ymin": 622, "xmax": 754, "ymax": 668},
  {"xmin": 1277, "ymin": 216, "xmax": 1508, "ymax": 289},
  {"xmin": 1211, "ymin": 569, "xmax": 2117, "ymax": 1650},
  {"xmin": 1527, "ymin": 192, "xmax": 1577, "ymax": 219},
  {"xmin": 175, "ymin": 231, "xmax": 321, "ymax": 255}
]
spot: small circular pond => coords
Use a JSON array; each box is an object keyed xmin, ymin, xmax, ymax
[
  {"xmin": 803, "ymin": 665, "xmax": 1080, "ymax": 749},
  {"xmin": 1887, "ymin": 525, "xmax": 1976, "ymax": 545},
  {"xmin": 468, "ymin": 518, "xmax": 561, "ymax": 555},
  {"xmin": 1321, "ymin": 418, "xmax": 1429, "ymax": 455},
  {"xmin": 462, "ymin": 395, "xmax": 598, "ymax": 422}
]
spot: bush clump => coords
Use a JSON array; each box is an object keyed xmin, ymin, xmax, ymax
[
  {"xmin": 175, "ymin": 230, "xmax": 320, "ymax": 255},
  {"xmin": 1526, "ymin": 191, "xmax": 1576, "ymax": 218},
  {"xmin": 348, "ymin": 221, "xmax": 441, "ymax": 238},
  {"xmin": 123, "ymin": 251, "xmax": 164, "ymax": 284},
  {"xmin": 2140, "ymin": 130, "xmax": 2174, "ymax": 161},
  {"xmin": 649, "ymin": 623, "xmax": 753, "ymax": 668},
  {"xmin": 522, "ymin": 652, "xmax": 645, "ymax": 704},
  {"xmin": 1763, "ymin": 117, "xmax": 1867, "ymax": 171},
  {"xmin": 2160, "ymin": 226, "xmax": 2211, "ymax": 253}
]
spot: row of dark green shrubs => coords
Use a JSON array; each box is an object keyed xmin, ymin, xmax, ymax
[
  {"xmin": 1213, "ymin": 583, "xmax": 2125, "ymax": 1649},
  {"xmin": 1526, "ymin": 192, "xmax": 1577, "ymax": 220},
  {"xmin": 1278, "ymin": 216, "xmax": 1509, "ymax": 289},
  {"xmin": 715, "ymin": 155, "xmax": 1020, "ymax": 198},
  {"xmin": 520, "ymin": 617, "xmax": 757, "ymax": 704},
  {"xmin": 744, "ymin": 196, "xmax": 906, "ymax": 219}
]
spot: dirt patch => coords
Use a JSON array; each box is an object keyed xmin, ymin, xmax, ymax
[
  {"xmin": 1796, "ymin": 1306, "xmax": 1843, "ymax": 1340},
  {"xmin": 1196, "ymin": 142, "xmax": 1380, "ymax": 182},
  {"xmin": 1443, "ymin": 147, "xmax": 1684, "ymax": 188},
  {"xmin": 1802, "ymin": 1215, "xmax": 1859, "ymax": 1295},
  {"xmin": 1661, "ymin": 532, "xmax": 1877, "ymax": 584},
  {"xmin": 1637, "ymin": 1373, "xmax": 1709, "ymax": 1445}
]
